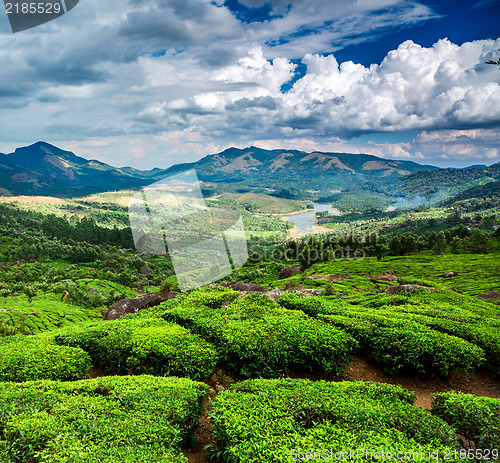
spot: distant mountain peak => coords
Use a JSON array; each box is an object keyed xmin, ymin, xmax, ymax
[{"xmin": 0, "ymin": 142, "xmax": 440, "ymax": 198}]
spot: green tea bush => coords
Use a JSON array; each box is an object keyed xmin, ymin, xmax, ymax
[
  {"xmin": 343, "ymin": 291, "xmax": 500, "ymax": 375},
  {"xmin": 161, "ymin": 290, "xmax": 357, "ymax": 377},
  {"xmin": 0, "ymin": 290, "xmax": 102, "ymax": 337},
  {"xmin": 388, "ymin": 316, "xmax": 500, "ymax": 375},
  {"xmin": 278, "ymin": 292, "xmax": 332, "ymax": 315},
  {"xmin": 279, "ymin": 293, "xmax": 489, "ymax": 376},
  {"xmin": 432, "ymin": 392, "xmax": 500, "ymax": 450},
  {"xmin": 0, "ymin": 375, "xmax": 208, "ymax": 462},
  {"xmin": 0, "ymin": 338, "xmax": 91, "ymax": 382},
  {"xmin": 54, "ymin": 317, "xmax": 218, "ymax": 380},
  {"xmin": 210, "ymin": 379, "xmax": 460, "ymax": 463},
  {"xmin": 320, "ymin": 313, "xmax": 484, "ymax": 376}
]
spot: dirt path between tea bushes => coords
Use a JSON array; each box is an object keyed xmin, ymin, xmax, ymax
[
  {"xmin": 179, "ymin": 356, "xmax": 500, "ymax": 462},
  {"xmin": 342, "ymin": 355, "xmax": 500, "ymax": 409}
]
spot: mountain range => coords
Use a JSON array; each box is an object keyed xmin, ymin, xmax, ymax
[{"xmin": 0, "ymin": 142, "xmax": 499, "ymax": 200}]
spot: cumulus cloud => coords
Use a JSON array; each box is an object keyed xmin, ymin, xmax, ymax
[
  {"xmin": 0, "ymin": 0, "xmax": 498, "ymax": 168},
  {"xmin": 413, "ymin": 129, "xmax": 500, "ymax": 163}
]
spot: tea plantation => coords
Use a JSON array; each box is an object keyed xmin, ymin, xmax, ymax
[
  {"xmin": 210, "ymin": 379, "xmax": 462, "ymax": 462},
  {"xmin": 0, "ymin": 282, "xmax": 499, "ymax": 461},
  {"xmin": 0, "ymin": 375, "xmax": 208, "ymax": 462}
]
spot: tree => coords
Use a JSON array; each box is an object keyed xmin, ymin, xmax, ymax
[
  {"xmin": 24, "ymin": 285, "xmax": 37, "ymax": 307},
  {"xmin": 449, "ymin": 236, "xmax": 463, "ymax": 254},
  {"xmin": 468, "ymin": 229, "xmax": 489, "ymax": 253},
  {"xmin": 389, "ymin": 235, "xmax": 402, "ymax": 255},
  {"xmin": 0, "ymin": 288, "xmax": 10, "ymax": 308},
  {"xmin": 433, "ymin": 231, "xmax": 447, "ymax": 254}
]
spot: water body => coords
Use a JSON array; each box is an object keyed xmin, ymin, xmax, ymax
[{"xmin": 284, "ymin": 202, "xmax": 340, "ymax": 236}]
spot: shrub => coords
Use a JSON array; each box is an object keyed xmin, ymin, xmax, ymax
[
  {"xmin": 432, "ymin": 392, "xmax": 500, "ymax": 450},
  {"xmin": 0, "ymin": 375, "xmax": 208, "ymax": 462},
  {"xmin": 320, "ymin": 313, "xmax": 485, "ymax": 377},
  {"xmin": 54, "ymin": 318, "xmax": 218, "ymax": 380},
  {"xmin": 210, "ymin": 379, "xmax": 460, "ymax": 463},
  {"xmin": 278, "ymin": 292, "xmax": 332, "ymax": 315},
  {"xmin": 278, "ymin": 293, "xmax": 485, "ymax": 377},
  {"xmin": 0, "ymin": 338, "xmax": 91, "ymax": 382},
  {"xmin": 161, "ymin": 291, "xmax": 357, "ymax": 377}
]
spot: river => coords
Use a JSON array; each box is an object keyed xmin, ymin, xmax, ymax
[{"xmin": 283, "ymin": 202, "xmax": 340, "ymax": 236}]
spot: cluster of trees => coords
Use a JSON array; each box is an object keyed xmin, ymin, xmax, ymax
[
  {"xmin": 400, "ymin": 165, "xmax": 500, "ymax": 197},
  {"xmin": 248, "ymin": 224, "xmax": 498, "ymax": 266},
  {"xmin": 0, "ymin": 279, "xmax": 128, "ymax": 310},
  {"xmin": 0, "ymin": 204, "xmax": 134, "ymax": 249},
  {"xmin": 387, "ymin": 226, "xmax": 496, "ymax": 256}
]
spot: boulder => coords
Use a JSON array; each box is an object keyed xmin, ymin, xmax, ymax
[
  {"xmin": 443, "ymin": 271, "xmax": 458, "ymax": 278},
  {"xmin": 477, "ymin": 291, "xmax": 500, "ymax": 300},
  {"xmin": 383, "ymin": 284, "xmax": 433, "ymax": 295},
  {"xmin": 306, "ymin": 274, "xmax": 349, "ymax": 282},
  {"xmin": 218, "ymin": 281, "xmax": 269, "ymax": 293},
  {"xmin": 103, "ymin": 291, "xmax": 178, "ymax": 320},
  {"xmin": 368, "ymin": 272, "xmax": 399, "ymax": 282},
  {"xmin": 278, "ymin": 264, "xmax": 302, "ymax": 279},
  {"xmin": 267, "ymin": 288, "xmax": 285, "ymax": 300},
  {"xmin": 29, "ymin": 312, "xmax": 39, "ymax": 318},
  {"xmin": 291, "ymin": 289, "xmax": 324, "ymax": 296}
]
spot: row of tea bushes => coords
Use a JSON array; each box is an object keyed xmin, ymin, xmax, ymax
[
  {"xmin": 209, "ymin": 379, "xmax": 462, "ymax": 463},
  {"xmin": 432, "ymin": 392, "xmax": 500, "ymax": 450},
  {"xmin": 321, "ymin": 313, "xmax": 485, "ymax": 376},
  {"xmin": 53, "ymin": 317, "xmax": 218, "ymax": 380},
  {"xmin": 0, "ymin": 375, "xmax": 208, "ymax": 462},
  {"xmin": 346, "ymin": 291, "xmax": 500, "ymax": 374},
  {"xmin": 0, "ymin": 336, "xmax": 91, "ymax": 382},
  {"xmin": 278, "ymin": 292, "xmax": 488, "ymax": 376},
  {"xmin": 0, "ymin": 315, "xmax": 218, "ymax": 382},
  {"xmin": 0, "ymin": 295, "xmax": 101, "ymax": 337},
  {"xmin": 160, "ymin": 289, "xmax": 357, "ymax": 377}
]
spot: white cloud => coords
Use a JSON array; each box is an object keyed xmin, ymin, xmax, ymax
[
  {"xmin": 0, "ymin": 0, "xmax": 498, "ymax": 169},
  {"xmin": 413, "ymin": 128, "xmax": 500, "ymax": 164}
]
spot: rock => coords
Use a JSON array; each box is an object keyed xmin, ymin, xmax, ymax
[
  {"xmin": 292, "ymin": 289, "xmax": 324, "ymax": 296},
  {"xmin": 368, "ymin": 272, "xmax": 399, "ymax": 282},
  {"xmin": 477, "ymin": 291, "xmax": 500, "ymax": 300},
  {"xmin": 215, "ymin": 384, "xmax": 225, "ymax": 393},
  {"xmin": 383, "ymin": 284, "xmax": 434, "ymax": 295},
  {"xmin": 278, "ymin": 264, "xmax": 301, "ymax": 280},
  {"xmin": 267, "ymin": 288, "xmax": 285, "ymax": 300},
  {"xmin": 218, "ymin": 281, "xmax": 269, "ymax": 292},
  {"xmin": 221, "ymin": 375, "xmax": 235, "ymax": 388},
  {"xmin": 307, "ymin": 274, "xmax": 349, "ymax": 281},
  {"xmin": 89, "ymin": 288, "xmax": 98, "ymax": 295},
  {"xmin": 103, "ymin": 291, "xmax": 178, "ymax": 320},
  {"xmin": 140, "ymin": 264, "xmax": 152, "ymax": 275},
  {"xmin": 443, "ymin": 271, "xmax": 458, "ymax": 278},
  {"xmin": 29, "ymin": 312, "xmax": 39, "ymax": 317}
]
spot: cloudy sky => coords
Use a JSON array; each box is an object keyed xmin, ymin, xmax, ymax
[{"xmin": 0, "ymin": 0, "xmax": 499, "ymax": 169}]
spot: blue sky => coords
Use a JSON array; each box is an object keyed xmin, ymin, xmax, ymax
[{"xmin": 0, "ymin": 0, "xmax": 499, "ymax": 168}]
